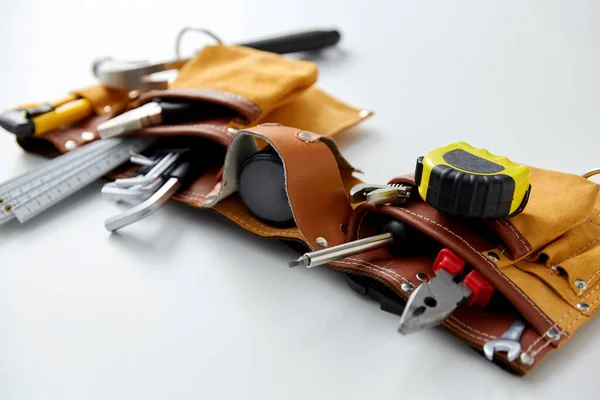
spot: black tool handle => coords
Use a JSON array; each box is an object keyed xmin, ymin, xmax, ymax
[{"xmin": 238, "ymin": 29, "xmax": 341, "ymax": 54}]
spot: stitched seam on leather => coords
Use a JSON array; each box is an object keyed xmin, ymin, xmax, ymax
[
  {"xmin": 176, "ymin": 192, "xmax": 210, "ymax": 205},
  {"xmin": 175, "ymin": 190, "xmax": 303, "ymax": 237},
  {"xmin": 563, "ymin": 235, "xmax": 600, "ymax": 262},
  {"xmin": 531, "ymin": 338, "xmax": 553, "ymax": 358},
  {"xmin": 587, "ymin": 217, "xmax": 600, "ymax": 229},
  {"xmin": 330, "ymin": 257, "xmax": 496, "ymax": 342},
  {"xmin": 345, "ymin": 257, "xmax": 411, "ymax": 284},
  {"xmin": 447, "ymin": 317, "xmax": 497, "ymax": 339},
  {"xmin": 445, "ymin": 319, "xmax": 490, "ymax": 342},
  {"xmin": 397, "ymin": 208, "xmax": 554, "ymax": 327},
  {"xmin": 524, "ymin": 306, "xmax": 583, "ymax": 355},
  {"xmin": 500, "ymin": 219, "xmax": 531, "ymax": 253},
  {"xmin": 219, "ymin": 210, "xmax": 304, "ymax": 237},
  {"xmin": 529, "ymin": 277, "xmax": 600, "ymax": 352},
  {"xmin": 586, "ymin": 269, "xmax": 600, "ymax": 286},
  {"xmin": 330, "ymin": 260, "xmax": 408, "ymax": 287}
]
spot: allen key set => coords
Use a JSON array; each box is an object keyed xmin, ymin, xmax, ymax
[{"xmin": 102, "ymin": 149, "xmax": 199, "ymax": 231}]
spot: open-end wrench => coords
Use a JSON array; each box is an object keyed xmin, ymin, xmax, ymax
[{"xmin": 483, "ymin": 319, "xmax": 527, "ymax": 362}]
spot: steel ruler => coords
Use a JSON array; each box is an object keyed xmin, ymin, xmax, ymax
[{"xmin": 0, "ymin": 137, "xmax": 155, "ymax": 225}]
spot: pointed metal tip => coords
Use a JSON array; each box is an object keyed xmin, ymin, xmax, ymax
[
  {"xmin": 397, "ymin": 322, "xmax": 419, "ymax": 336},
  {"xmin": 288, "ymin": 255, "xmax": 309, "ymax": 268}
]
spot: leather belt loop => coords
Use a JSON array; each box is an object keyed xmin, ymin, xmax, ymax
[{"xmin": 242, "ymin": 124, "xmax": 353, "ymax": 250}]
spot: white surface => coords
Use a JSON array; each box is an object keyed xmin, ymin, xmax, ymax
[{"xmin": 0, "ymin": 1, "xmax": 599, "ymax": 398}]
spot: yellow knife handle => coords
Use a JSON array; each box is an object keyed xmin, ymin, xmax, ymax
[{"xmin": 32, "ymin": 98, "xmax": 93, "ymax": 137}]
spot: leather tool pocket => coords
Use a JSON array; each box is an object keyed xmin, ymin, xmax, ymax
[
  {"xmin": 486, "ymin": 167, "xmax": 599, "ymax": 259},
  {"xmin": 204, "ymin": 124, "xmax": 360, "ymax": 250}
]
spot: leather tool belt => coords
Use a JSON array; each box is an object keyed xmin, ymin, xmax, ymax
[{"xmin": 8, "ymin": 44, "xmax": 598, "ymax": 376}]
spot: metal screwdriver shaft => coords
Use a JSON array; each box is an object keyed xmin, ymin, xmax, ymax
[
  {"xmin": 289, "ymin": 232, "xmax": 394, "ymax": 268},
  {"xmin": 289, "ymin": 220, "xmax": 418, "ymax": 268}
]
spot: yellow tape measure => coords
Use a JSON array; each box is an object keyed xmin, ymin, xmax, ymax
[{"xmin": 414, "ymin": 142, "xmax": 531, "ymax": 219}]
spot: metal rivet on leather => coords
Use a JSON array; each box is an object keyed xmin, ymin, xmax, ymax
[
  {"xmin": 416, "ymin": 272, "xmax": 428, "ymax": 282},
  {"xmin": 575, "ymin": 279, "xmax": 588, "ymax": 291},
  {"xmin": 358, "ymin": 109, "xmax": 371, "ymax": 118},
  {"xmin": 64, "ymin": 140, "xmax": 77, "ymax": 151},
  {"xmin": 81, "ymin": 131, "xmax": 95, "ymax": 142},
  {"xmin": 401, "ymin": 282, "xmax": 414, "ymax": 294},
  {"xmin": 103, "ymin": 105, "xmax": 112, "ymax": 113},
  {"xmin": 487, "ymin": 252, "xmax": 500, "ymax": 262},
  {"xmin": 316, "ymin": 237, "xmax": 328, "ymax": 248},
  {"xmin": 577, "ymin": 302, "xmax": 591, "ymax": 312},
  {"xmin": 551, "ymin": 264, "xmax": 558, "ymax": 272},
  {"xmin": 520, "ymin": 352, "xmax": 534, "ymax": 366},
  {"xmin": 227, "ymin": 127, "xmax": 239, "ymax": 135},
  {"xmin": 546, "ymin": 328, "xmax": 561, "ymax": 341},
  {"xmin": 297, "ymin": 131, "xmax": 312, "ymax": 142}
]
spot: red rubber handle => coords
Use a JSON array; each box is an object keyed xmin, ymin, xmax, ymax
[
  {"xmin": 464, "ymin": 270, "xmax": 494, "ymax": 307},
  {"xmin": 432, "ymin": 248, "xmax": 466, "ymax": 275}
]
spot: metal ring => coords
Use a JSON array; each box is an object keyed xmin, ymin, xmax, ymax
[
  {"xmin": 582, "ymin": 168, "xmax": 600, "ymax": 179},
  {"xmin": 175, "ymin": 27, "xmax": 223, "ymax": 60}
]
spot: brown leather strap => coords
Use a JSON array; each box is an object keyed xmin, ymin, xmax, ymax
[{"xmin": 243, "ymin": 124, "xmax": 353, "ymax": 250}]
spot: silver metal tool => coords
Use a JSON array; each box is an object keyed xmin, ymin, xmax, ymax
[
  {"xmin": 0, "ymin": 139, "xmax": 126, "ymax": 211},
  {"xmin": 98, "ymin": 102, "xmax": 163, "ymax": 139},
  {"xmin": 0, "ymin": 137, "xmax": 154, "ymax": 225},
  {"xmin": 0, "ymin": 137, "xmax": 121, "ymax": 197},
  {"xmin": 101, "ymin": 179, "xmax": 164, "ymax": 205},
  {"xmin": 398, "ymin": 267, "xmax": 471, "ymax": 334},
  {"xmin": 112, "ymin": 152, "xmax": 181, "ymax": 187},
  {"xmin": 289, "ymin": 233, "xmax": 394, "ymax": 268},
  {"xmin": 104, "ymin": 159, "xmax": 193, "ymax": 231},
  {"xmin": 483, "ymin": 319, "xmax": 527, "ymax": 362},
  {"xmin": 350, "ymin": 183, "xmax": 411, "ymax": 205},
  {"xmin": 583, "ymin": 167, "xmax": 600, "ymax": 179},
  {"xmin": 289, "ymin": 220, "xmax": 417, "ymax": 268},
  {"xmin": 398, "ymin": 248, "xmax": 493, "ymax": 335},
  {"xmin": 101, "ymin": 152, "xmax": 176, "ymax": 204},
  {"xmin": 104, "ymin": 176, "xmax": 182, "ymax": 231}
]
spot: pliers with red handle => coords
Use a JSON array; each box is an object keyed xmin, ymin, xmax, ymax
[{"xmin": 398, "ymin": 248, "xmax": 494, "ymax": 334}]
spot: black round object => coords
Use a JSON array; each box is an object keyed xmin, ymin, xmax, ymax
[
  {"xmin": 238, "ymin": 149, "xmax": 295, "ymax": 226},
  {"xmin": 382, "ymin": 220, "xmax": 434, "ymax": 256}
]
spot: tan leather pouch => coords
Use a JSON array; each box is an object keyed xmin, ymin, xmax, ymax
[{"xmin": 17, "ymin": 45, "xmax": 369, "ymax": 154}]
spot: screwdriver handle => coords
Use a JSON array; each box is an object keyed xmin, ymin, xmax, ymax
[{"xmin": 238, "ymin": 29, "xmax": 341, "ymax": 54}]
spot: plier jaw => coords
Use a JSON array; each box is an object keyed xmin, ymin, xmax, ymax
[
  {"xmin": 398, "ymin": 248, "xmax": 494, "ymax": 334},
  {"xmin": 398, "ymin": 268, "xmax": 470, "ymax": 334}
]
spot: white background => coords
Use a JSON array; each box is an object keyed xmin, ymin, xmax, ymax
[{"xmin": 0, "ymin": 1, "xmax": 599, "ymax": 399}]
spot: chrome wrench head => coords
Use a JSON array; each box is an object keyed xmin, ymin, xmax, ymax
[
  {"xmin": 482, "ymin": 319, "xmax": 527, "ymax": 362},
  {"xmin": 483, "ymin": 340, "xmax": 522, "ymax": 362}
]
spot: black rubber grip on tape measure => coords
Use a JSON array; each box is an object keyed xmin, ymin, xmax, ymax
[{"xmin": 426, "ymin": 164, "xmax": 516, "ymax": 219}]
